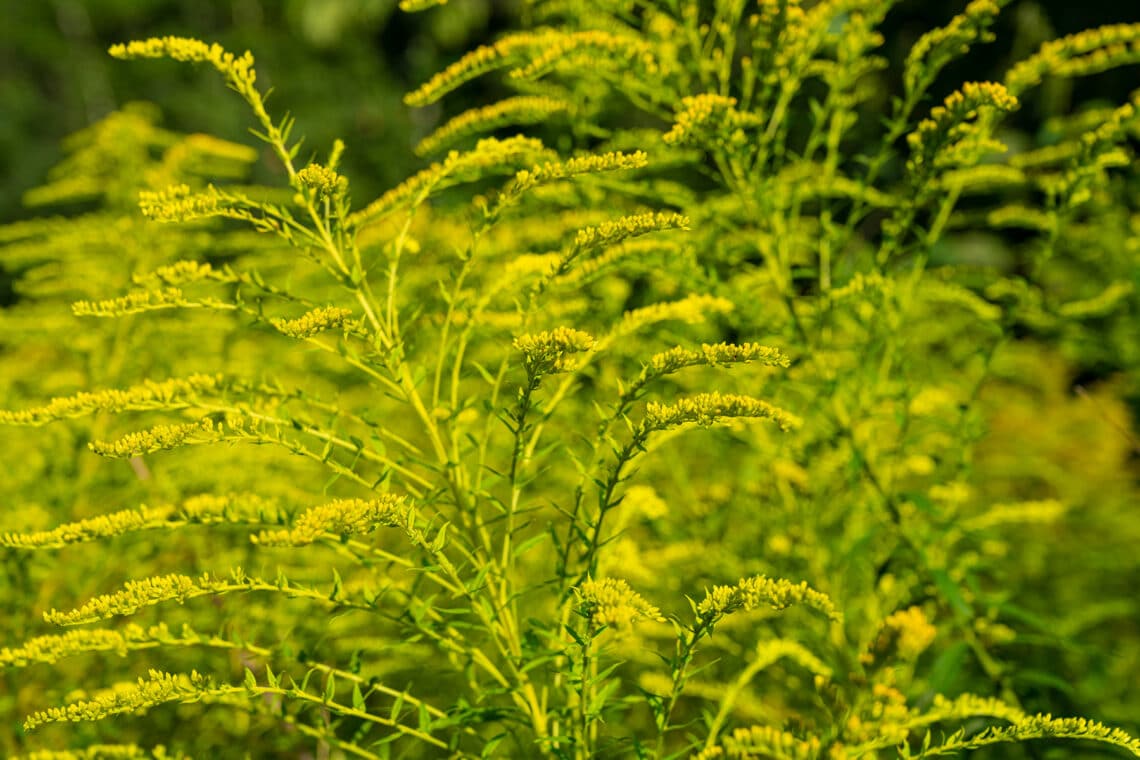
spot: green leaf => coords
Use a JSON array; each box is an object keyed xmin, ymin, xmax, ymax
[
  {"xmin": 324, "ymin": 672, "xmax": 336, "ymax": 703},
  {"xmin": 589, "ymin": 677, "xmax": 622, "ymax": 717},
  {"xmin": 389, "ymin": 692, "xmax": 405, "ymax": 721},
  {"xmin": 931, "ymin": 568, "xmax": 972, "ymax": 620},
  {"xmin": 1012, "ymin": 668, "xmax": 1076, "ymax": 696},
  {"xmin": 430, "ymin": 522, "xmax": 449, "ymax": 552},
  {"xmin": 512, "ymin": 531, "xmax": 550, "ymax": 558},
  {"xmin": 352, "ymin": 683, "xmax": 366, "ymax": 711},
  {"xmin": 481, "ymin": 735, "xmax": 506, "ymax": 758},
  {"xmin": 926, "ymin": 641, "xmax": 968, "ymax": 695},
  {"xmin": 244, "ymin": 667, "xmax": 257, "ymax": 691}
]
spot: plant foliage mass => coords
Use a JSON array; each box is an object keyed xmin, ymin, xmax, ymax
[{"xmin": 2, "ymin": 1, "xmax": 1140, "ymax": 758}]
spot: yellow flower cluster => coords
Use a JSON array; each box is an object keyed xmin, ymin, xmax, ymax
[
  {"xmin": 939, "ymin": 163, "xmax": 1026, "ymax": 193},
  {"xmin": 254, "ymin": 496, "xmax": 406, "ymax": 546},
  {"xmin": 405, "ymin": 30, "xmax": 562, "ymax": 106},
  {"xmin": 109, "ymin": 37, "xmax": 256, "ymax": 93},
  {"xmin": 701, "ymin": 724, "xmax": 822, "ymax": 760},
  {"xmin": 883, "ymin": 606, "xmax": 937, "ymax": 659},
  {"xmin": 918, "ymin": 278, "xmax": 1003, "ymax": 322},
  {"xmin": 72, "ymin": 287, "xmax": 188, "ymax": 317},
  {"xmin": 295, "ymin": 162, "xmax": 346, "ymax": 199},
  {"xmin": 0, "ymin": 374, "xmax": 221, "ymax": 426},
  {"xmin": 695, "ymin": 575, "xmax": 840, "ymax": 623},
  {"xmin": 945, "ymin": 714, "xmax": 1140, "ymax": 755},
  {"xmin": 844, "ymin": 683, "xmax": 911, "ymax": 744},
  {"xmin": 926, "ymin": 692, "xmax": 1027, "ymax": 724},
  {"xmin": 0, "ymin": 623, "xmax": 189, "ymax": 667},
  {"xmin": 647, "ymin": 342, "xmax": 789, "ymax": 376},
  {"xmin": 23, "ymin": 670, "xmax": 208, "ymax": 731},
  {"xmin": 1007, "ymin": 23, "xmax": 1140, "ymax": 95},
  {"xmin": 576, "ymin": 577, "xmax": 664, "ymax": 630},
  {"xmin": 1054, "ymin": 92, "xmax": 1140, "ymax": 205},
  {"xmin": 1, "ymin": 628, "xmax": 140, "ymax": 667},
  {"xmin": 663, "ymin": 94, "xmax": 755, "ymax": 147},
  {"xmin": 986, "ymin": 203, "xmax": 1054, "ymax": 232},
  {"xmin": 88, "ymin": 418, "xmax": 223, "ymax": 458},
  {"xmin": 511, "ymin": 150, "xmax": 648, "ymax": 194},
  {"xmin": 641, "ymin": 392, "xmax": 802, "ymax": 434},
  {"xmin": 962, "ymin": 499, "xmax": 1066, "ymax": 531},
  {"xmin": 560, "ymin": 238, "xmax": 680, "ymax": 285},
  {"xmin": 513, "ymin": 327, "xmax": 596, "ymax": 373},
  {"xmin": 133, "ymin": 260, "xmax": 228, "ymax": 287},
  {"xmin": 44, "ymin": 574, "xmax": 201, "ymax": 626},
  {"xmin": 12, "ymin": 743, "xmax": 187, "ymax": 759},
  {"xmin": 620, "ymin": 485, "xmax": 668, "ymax": 520},
  {"xmin": 907, "ymin": 82, "xmax": 1018, "ymax": 173},
  {"xmin": 399, "ymin": 0, "xmax": 447, "ymax": 12},
  {"xmin": 1058, "ymin": 282, "xmax": 1135, "ymax": 319},
  {"xmin": 271, "ymin": 306, "xmax": 355, "ymax": 339},
  {"xmin": 2, "ymin": 494, "xmax": 282, "ymax": 550},
  {"xmin": 904, "ymin": 0, "xmax": 1003, "ymax": 95},
  {"xmin": 509, "ymin": 30, "xmax": 660, "ymax": 81},
  {"xmin": 416, "ymin": 96, "xmax": 571, "ymax": 157},
  {"xmin": 617, "ymin": 294, "xmax": 734, "ymax": 335},
  {"xmin": 138, "ymin": 184, "xmax": 227, "ymax": 222},
  {"xmin": 753, "ymin": 637, "xmax": 832, "ymax": 678},
  {"xmin": 349, "ymin": 136, "xmax": 552, "ymax": 227},
  {"xmin": 572, "ymin": 212, "xmax": 689, "ymax": 252},
  {"xmin": 1, "ymin": 506, "xmax": 165, "ymax": 550}
]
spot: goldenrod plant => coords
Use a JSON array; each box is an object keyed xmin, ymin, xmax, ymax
[{"xmin": 2, "ymin": 1, "xmax": 1139, "ymax": 758}]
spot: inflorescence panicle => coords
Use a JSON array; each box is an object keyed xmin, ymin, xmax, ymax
[
  {"xmin": 904, "ymin": 0, "xmax": 1005, "ymax": 96},
  {"xmin": 88, "ymin": 419, "xmax": 224, "ymax": 458},
  {"xmin": 0, "ymin": 622, "xmax": 255, "ymax": 669},
  {"xmin": 23, "ymin": 670, "xmax": 209, "ymax": 731},
  {"xmin": 44, "ymin": 575, "xmax": 201, "ymax": 626},
  {"xmin": 132, "ymin": 260, "xmax": 234, "ymax": 287},
  {"xmin": 271, "ymin": 306, "xmax": 356, "ymax": 339},
  {"xmin": 253, "ymin": 496, "xmax": 407, "ymax": 546},
  {"xmin": 509, "ymin": 151, "xmax": 649, "ymax": 195},
  {"xmin": 139, "ymin": 184, "xmax": 224, "ymax": 222},
  {"xmin": 906, "ymin": 82, "xmax": 1019, "ymax": 174},
  {"xmin": 514, "ymin": 327, "xmax": 596, "ymax": 374},
  {"xmin": 10, "ymin": 744, "xmax": 189, "ymax": 759},
  {"xmin": 572, "ymin": 212, "xmax": 690, "ymax": 253},
  {"xmin": 646, "ymin": 343, "xmax": 788, "ymax": 377},
  {"xmin": 404, "ymin": 30, "xmax": 562, "ymax": 106},
  {"xmin": 617, "ymin": 294, "xmax": 734, "ymax": 336},
  {"xmin": 640, "ymin": 392, "xmax": 802, "ymax": 435},
  {"xmin": 507, "ymin": 30, "xmax": 661, "ymax": 81},
  {"xmin": 695, "ymin": 575, "xmax": 841, "ymax": 624},
  {"xmin": 108, "ymin": 37, "xmax": 255, "ymax": 91},
  {"xmin": 295, "ymin": 162, "xmax": 346, "ymax": 199},
  {"xmin": 695, "ymin": 725, "xmax": 822, "ymax": 760},
  {"xmin": 1006, "ymin": 23, "xmax": 1140, "ymax": 95},
  {"xmin": 73, "ymin": 287, "xmax": 190, "ymax": 317},
  {"xmin": 349, "ymin": 136, "xmax": 553, "ymax": 227},
  {"xmin": 664, "ymin": 94, "xmax": 760, "ymax": 147},
  {"xmin": 1, "ymin": 494, "xmax": 283, "ymax": 550},
  {"xmin": 0, "ymin": 374, "xmax": 222, "ymax": 426},
  {"xmin": 576, "ymin": 577, "xmax": 665, "ymax": 631}
]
